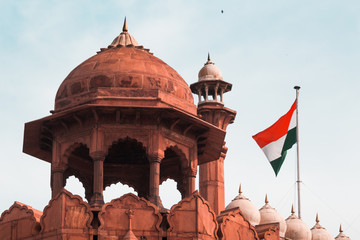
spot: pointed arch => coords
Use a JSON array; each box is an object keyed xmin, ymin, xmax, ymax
[
  {"xmin": 103, "ymin": 137, "xmax": 150, "ymax": 198},
  {"xmin": 103, "ymin": 133, "xmax": 149, "ymax": 156},
  {"xmin": 164, "ymin": 145, "xmax": 188, "ymax": 168},
  {"xmin": 63, "ymin": 142, "xmax": 90, "ymax": 163},
  {"xmin": 62, "ymin": 143, "xmax": 93, "ymax": 202},
  {"xmin": 106, "ymin": 136, "xmax": 147, "ymax": 165},
  {"xmin": 160, "ymin": 145, "xmax": 191, "ymax": 199}
]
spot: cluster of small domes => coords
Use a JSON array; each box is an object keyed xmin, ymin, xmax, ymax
[
  {"xmin": 226, "ymin": 185, "xmax": 351, "ymax": 240},
  {"xmin": 259, "ymin": 194, "xmax": 287, "ymax": 237},
  {"xmin": 310, "ymin": 214, "xmax": 335, "ymax": 240},
  {"xmin": 225, "ymin": 185, "xmax": 260, "ymax": 226},
  {"xmin": 335, "ymin": 225, "xmax": 351, "ymax": 240},
  {"xmin": 285, "ymin": 205, "xmax": 311, "ymax": 240}
]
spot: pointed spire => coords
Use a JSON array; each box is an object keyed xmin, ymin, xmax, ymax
[
  {"xmin": 104, "ymin": 17, "xmax": 142, "ymax": 50},
  {"xmin": 265, "ymin": 194, "xmax": 269, "ymax": 204},
  {"xmin": 123, "ymin": 17, "xmax": 128, "ymax": 32},
  {"xmin": 339, "ymin": 224, "xmax": 343, "ymax": 233},
  {"xmin": 238, "ymin": 184, "xmax": 242, "ymax": 194},
  {"xmin": 291, "ymin": 204, "xmax": 295, "ymax": 214},
  {"xmin": 316, "ymin": 213, "xmax": 319, "ymax": 223},
  {"xmin": 204, "ymin": 52, "xmax": 214, "ymax": 65}
]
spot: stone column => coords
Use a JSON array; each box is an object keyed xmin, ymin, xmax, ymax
[
  {"xmin": 199, "ymin": 158, "xmax": 225, "ymax": 215},
  {"xmin": 51, "ymin": 138, "xmax": 66, "ymax": 199},
  {"xmin": 51, "ymin": 167, "xmax": 65, "ymax": 199},
  {"xmin": 148, "ymin": 153, "xmax": 163, "ymax": 207},
  {"xmin": 186, "ymin": 169, "xmax": 197, "ymax": 197},
  {"xmin": 214, "ymin": 84, "xmax": 219, "ymax": 101},
  {"xmin": 220, "ymin": 88, "xmax": 224, "ymax": 102},
  {"xmin": 199, "ymin": 144, "xmax": 228, "ymax": 215},
  {"xmin": 205, "ymin": 85, "xmax": 209, "ymax": 101},
  {"xmin": 197, "ymin": 89, "xmax": 202, "ymax": 103},
  {"xmin": 90, "ymin": 151, "xmax": 105, "ymax": 207}
]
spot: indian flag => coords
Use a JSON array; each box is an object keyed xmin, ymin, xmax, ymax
[{"xmin": 252, "ymin": 100, "xmax": 297, "ymax": 176}]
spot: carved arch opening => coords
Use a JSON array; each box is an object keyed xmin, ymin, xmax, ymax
[
  {"xmin": 159, "ymin": 178, "xmax": 181, "ymax": 209},
  {"xmin": 64, "ymin": 175, "xmax": 87, "ymax": 202},
  {"xmin": 104, "ymin": 137, "xmax": 149, "ymax": 198},
  {"xmin": 160, "ymin": 146, "xmax": 190, "ymax": 199},
  {"xmin": 63, "ymin": 143, "xmax": 93, "ymax": 202},
  {"xmin": 103, "ymin": 181, "xmax": 138, "ymax": 203}
]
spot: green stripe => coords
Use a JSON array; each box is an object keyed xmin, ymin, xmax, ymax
[
  {"xmin": 270, "ymin": 154, "xmax": 286, "ymax": 176},
  {"xmin": 270, "ymin": 127, "xmax": 297, "ymax": 176},
  {"xmin": 282, "ymin": 127, "xmax": 297, "ymax": 153}
]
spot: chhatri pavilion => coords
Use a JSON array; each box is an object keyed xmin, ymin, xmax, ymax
[{"xmin": 0, "ymin": 19, "xmax": 350, "ymax": 240}]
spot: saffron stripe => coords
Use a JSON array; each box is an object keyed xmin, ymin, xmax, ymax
[{"xmin": 252, "ymin": 100, "xmax": 297, "ymax": 148}]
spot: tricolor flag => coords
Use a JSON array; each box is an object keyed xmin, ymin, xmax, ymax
[{"xmin": 252, "ymin": 100, "xmax": 297, "ymax": 176}]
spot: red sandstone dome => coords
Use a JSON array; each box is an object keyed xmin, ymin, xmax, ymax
[{"xmin": 54, "ymin": 21, "xmax": 195, "ymax": 114}]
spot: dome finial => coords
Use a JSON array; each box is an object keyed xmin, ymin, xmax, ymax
[
  {"xmin": 123, "ymin": 17, "xmax": 128, "ymax": 32},
  {"xmin": 339, "ymin": 224, "xmax": 343, "ymax": 233},
  {"xmin": 238, "ymin": 184, "xmax": 242, "ymax": 194},
  {"xmin": 204, "ymin": 52, "xmax": 213, "ymax": 66},
  {"xmin": 105, "ymin": 16, "xmax": 141, "ymax": 50},
  {"xmin": 265, "ymin": 194, "xmax": 269, "ymax": 204},
  {"xmin": 291, "ymin": 204, "xmax": 295, "ymax": 214},
  {"xmin": 316, "ymin": 213, "xmax": 319, "ymax": 223}
]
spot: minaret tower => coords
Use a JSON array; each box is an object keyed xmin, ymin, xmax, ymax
[{"xmin": 190, "ymin": 54, "xmax": 236, "ymax": 214}]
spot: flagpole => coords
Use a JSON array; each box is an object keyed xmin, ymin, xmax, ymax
[{"xmin": 294, "ymin": 86, "xmax": 301, "ymax": 218}]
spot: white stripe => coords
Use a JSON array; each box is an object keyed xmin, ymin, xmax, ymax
[
  {"xmin": 288, "ymin": 110, "xmax": 297, "ymax": 130},
  {"xmin": 261, "ymin": 109, "xmax": 297, "ymax": 162},
  {"xmin": 261, "ymin": 134, "xmax": 286, "ymax": 162}
]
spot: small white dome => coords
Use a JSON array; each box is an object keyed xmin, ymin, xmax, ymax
[
  {"xmin": 259, "ymin": 194, "xmax": 287, "ymax": 238},
  {"xmin": 285, "ymin": 205, "xmax": 311, "ymax": 240},
  {"xmin": 311, "ymin": 214, "xmax": 335, "ymax": 240},
  {"xmin": 198, "ymin": 54, "xmax": 223, "ymax": 81},
  {"xmin": 335, "ymin": 224, "xmax": 351, "ymax": 240},
  {"xmin": 225, "ymin": 185, "xmax": 260, "ymax": 226}
]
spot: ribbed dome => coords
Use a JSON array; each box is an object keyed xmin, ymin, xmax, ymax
[
  {"xmin": 225, "ymin": 185, "xmax": 260, "ymax": 226},
  {"xmin": 198, "ymin": 54, "xmax": 223, "ymax": 81},
  {"xmin": 334, "ymin": 225, "xmax": 350, "ymax": 240},
  {"xmin": 285, "ymin": 205, "xmax": 311, "ymax": 240},
  {"xmin": 54, "ymin": 19, "xmax": 195, "ymax": 113},
  {"xmin": 311, "ymin": 214, "xmax": 335, "ymax": 240},
  {"xmin": 259, "ymin": 195, "xmax": 287, "ymax": 237}
]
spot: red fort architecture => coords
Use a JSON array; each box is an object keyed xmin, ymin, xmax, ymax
[{"xmin": 0, "ymin": 19, "xmax": 348, "ymax": 240}]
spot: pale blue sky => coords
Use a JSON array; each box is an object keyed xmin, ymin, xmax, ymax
[{"xmin": 1, "ymin": 0, "xmax": 359, "ymax": 237}]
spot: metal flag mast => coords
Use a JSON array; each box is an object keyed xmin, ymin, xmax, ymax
[{"xmin": 294, "ymin": 86, "xmax": 301, "ymax": 218}]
